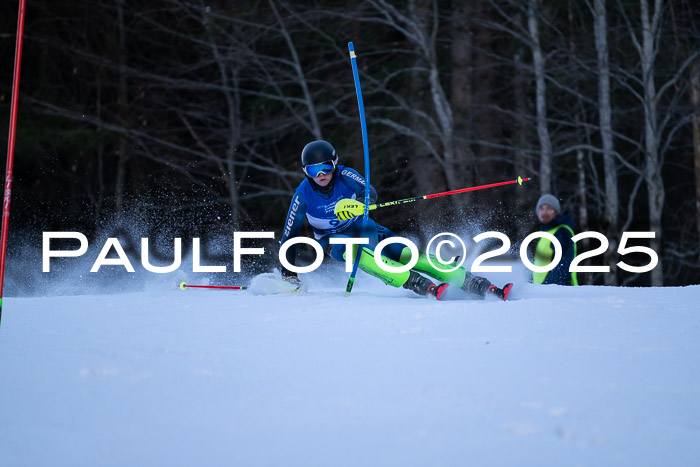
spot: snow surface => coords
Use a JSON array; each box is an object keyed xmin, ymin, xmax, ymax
[{"xmin": 1, "ymin": 269, "xmax": 700, "ymax": 467}]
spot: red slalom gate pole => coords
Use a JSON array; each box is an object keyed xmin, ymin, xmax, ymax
[
  {"xmin": 178, "ymin": 282, "xmax": 248, "ymax": 291},
  {"xmin": 0, "ymin": 0, "xmax": 28, "ymax": 326}
]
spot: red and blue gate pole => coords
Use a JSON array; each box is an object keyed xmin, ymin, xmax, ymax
[{"xmin": 0, "ymin": 0, "xmax": 28, "ymax": 326}]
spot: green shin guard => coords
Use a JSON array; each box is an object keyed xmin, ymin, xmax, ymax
[
  {"xmin": 344, "ymin": 247, "xmax": 410, "ymax": 287},
  {"xmin": 398, "ymin": 247, "xmax": 467, "ymax": 285}
]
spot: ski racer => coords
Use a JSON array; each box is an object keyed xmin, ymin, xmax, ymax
[{"xmin": 279, "ymin": 140, "xmax": 513, "ymax": 300}]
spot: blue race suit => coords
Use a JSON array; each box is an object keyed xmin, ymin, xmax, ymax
[
  {"xmin": 279, "ymin": 165, "xmax": 492, "ymax": 293},
  {"xmin": 280, "ymin": 165, "xmax": 403, "ymax": 267}
]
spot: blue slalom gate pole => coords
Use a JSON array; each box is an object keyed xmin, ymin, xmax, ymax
[{"xmin": 345, "ymin": 42, "xmax": 371, "ymax": 293}]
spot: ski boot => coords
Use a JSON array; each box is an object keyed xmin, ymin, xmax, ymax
[
  {"xmin": 281, "ymin": 270, "xmax": 302, "ymax": 292},
  {"xmin": 487, "ymin": 283, "xmax": 513, "ymax": 301},
  {"xmin": 403, "ymin": 271, "xmax": 449, "ymax": 300},
  {"xmin": 460, "ymin": 275, "xmax": 513, "ymax": 301},
  {"xmin": 460, "ymin": 275, "xmax": 491, "ymax": 298}
]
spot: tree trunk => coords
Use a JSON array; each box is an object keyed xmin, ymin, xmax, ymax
[
  {"xmin": 594, "ymin": 0, "xmax": 619, "ymax": 285},
  {"xmin": 406, "ymin": 3, "xmax": 441, "ymax": 231},
  {"xmin": 269, "ymin": 0, "xmax": 322, "ymax": 140},
  {"xmin": 576, "ymin": 149, "xmax": 590, "ymax": 284},
  {"xmin": 429, "ymin": 64, "xmax": 458, "ymax": 193},
  {"xmin": 513, "ymin": 53, "xmax": 528, "ymax": 177},
  {"xmin": 512, "ymin": 8, "xmax": 533, "ymax": 241},
  {"xmin": 224, "ymin": 65, "xmax": 242, "ymax": 228},
  {"xmin": 95, "ymin": 70, "xmax": 105, "ymax": 228},
  {"xmin": 527, "ymin": 0, "xmax": 553, "ymax": 195},
  {"xmin": 450, "ymin": 0, "xmax": 475, "ymax": 195},
  {"xmin": 640, "ymin": 0, "xmax": 665, "ymax": 286},
  {"xmin": 206, "ymin": 8, "xmax": 243, "ymax": 227},
  {"xmin": 417, "ymin": 0, "xmax": 461, "ymax": 208},
  {"xmin": 115, "ymin": 0, "xmax": 129, "ymax": 216},
  {"xmin": 690, "ymin": 62, "xmax": 700, "ymax": 265},
  {"xmin": 470, "ymin": 0, "xmax": 498, "ymax": 187}
]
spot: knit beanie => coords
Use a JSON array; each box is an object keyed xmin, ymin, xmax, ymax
[{"xmin": 535, "ymin": 194, "xmax": 561, "ymax": 215}]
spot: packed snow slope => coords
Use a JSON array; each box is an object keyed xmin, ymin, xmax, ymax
[{"xmin": 1, "ymin": 273, "xmax": 700, "ymax": 467}]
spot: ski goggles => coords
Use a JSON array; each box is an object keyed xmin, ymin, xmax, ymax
[{"xmin": 303, "ymin": 160, "xmax": 336, "ymax": 178}]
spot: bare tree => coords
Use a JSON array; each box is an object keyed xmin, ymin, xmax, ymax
[
  {"xmin": 622, "ymin": 0, "xmax": 665, "ymax": 285},
  {"xmin": 364, "ymin": 0, "xmax": 462, "ymax": 196},
  {"xmin": 692, "ymin": 63, "xmax": 700, "ymax": 264},
  {"xmin": 527, "ymin": 0, "xmax": 554, "ymax": 194},
  {"xmin": 268, "ymin": 0, "xmax": 322, "ymax": 140},
  {"xmin": 593, "ymin": 0, "xmax": 619, "ymax": 284},
  {"xmin": 27, "ymin": 0, "xmax": 331, "ymax": 227},
  {"xmin": 449, "ymin": 0, "xmax": 475, "ymax": 191},
  {"xmin": 115, "ymin": 0, "xmax": 129, "ymax": 215}
]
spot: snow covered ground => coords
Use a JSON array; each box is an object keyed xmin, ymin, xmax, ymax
[{"xmin": 1, "ymin": 271, "xmax": 700, "ymax": 466}]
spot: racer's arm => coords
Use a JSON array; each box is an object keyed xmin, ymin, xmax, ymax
[{"xmin": 338, "ymin": 167, "xmax": 377, "ymax": 204}]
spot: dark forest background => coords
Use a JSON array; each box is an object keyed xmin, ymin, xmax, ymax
[{"xmin": 1, "ymin": 0, "xmax": 699, "ymax": 287}]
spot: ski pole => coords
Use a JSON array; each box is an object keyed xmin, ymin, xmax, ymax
[
  {"xmin": 179, "ymin": 282, "xmax": 247, "ymax": 290},
  {"xmin": 335, "ymin": 176, "xmax": 532, "ymax": 220}
]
